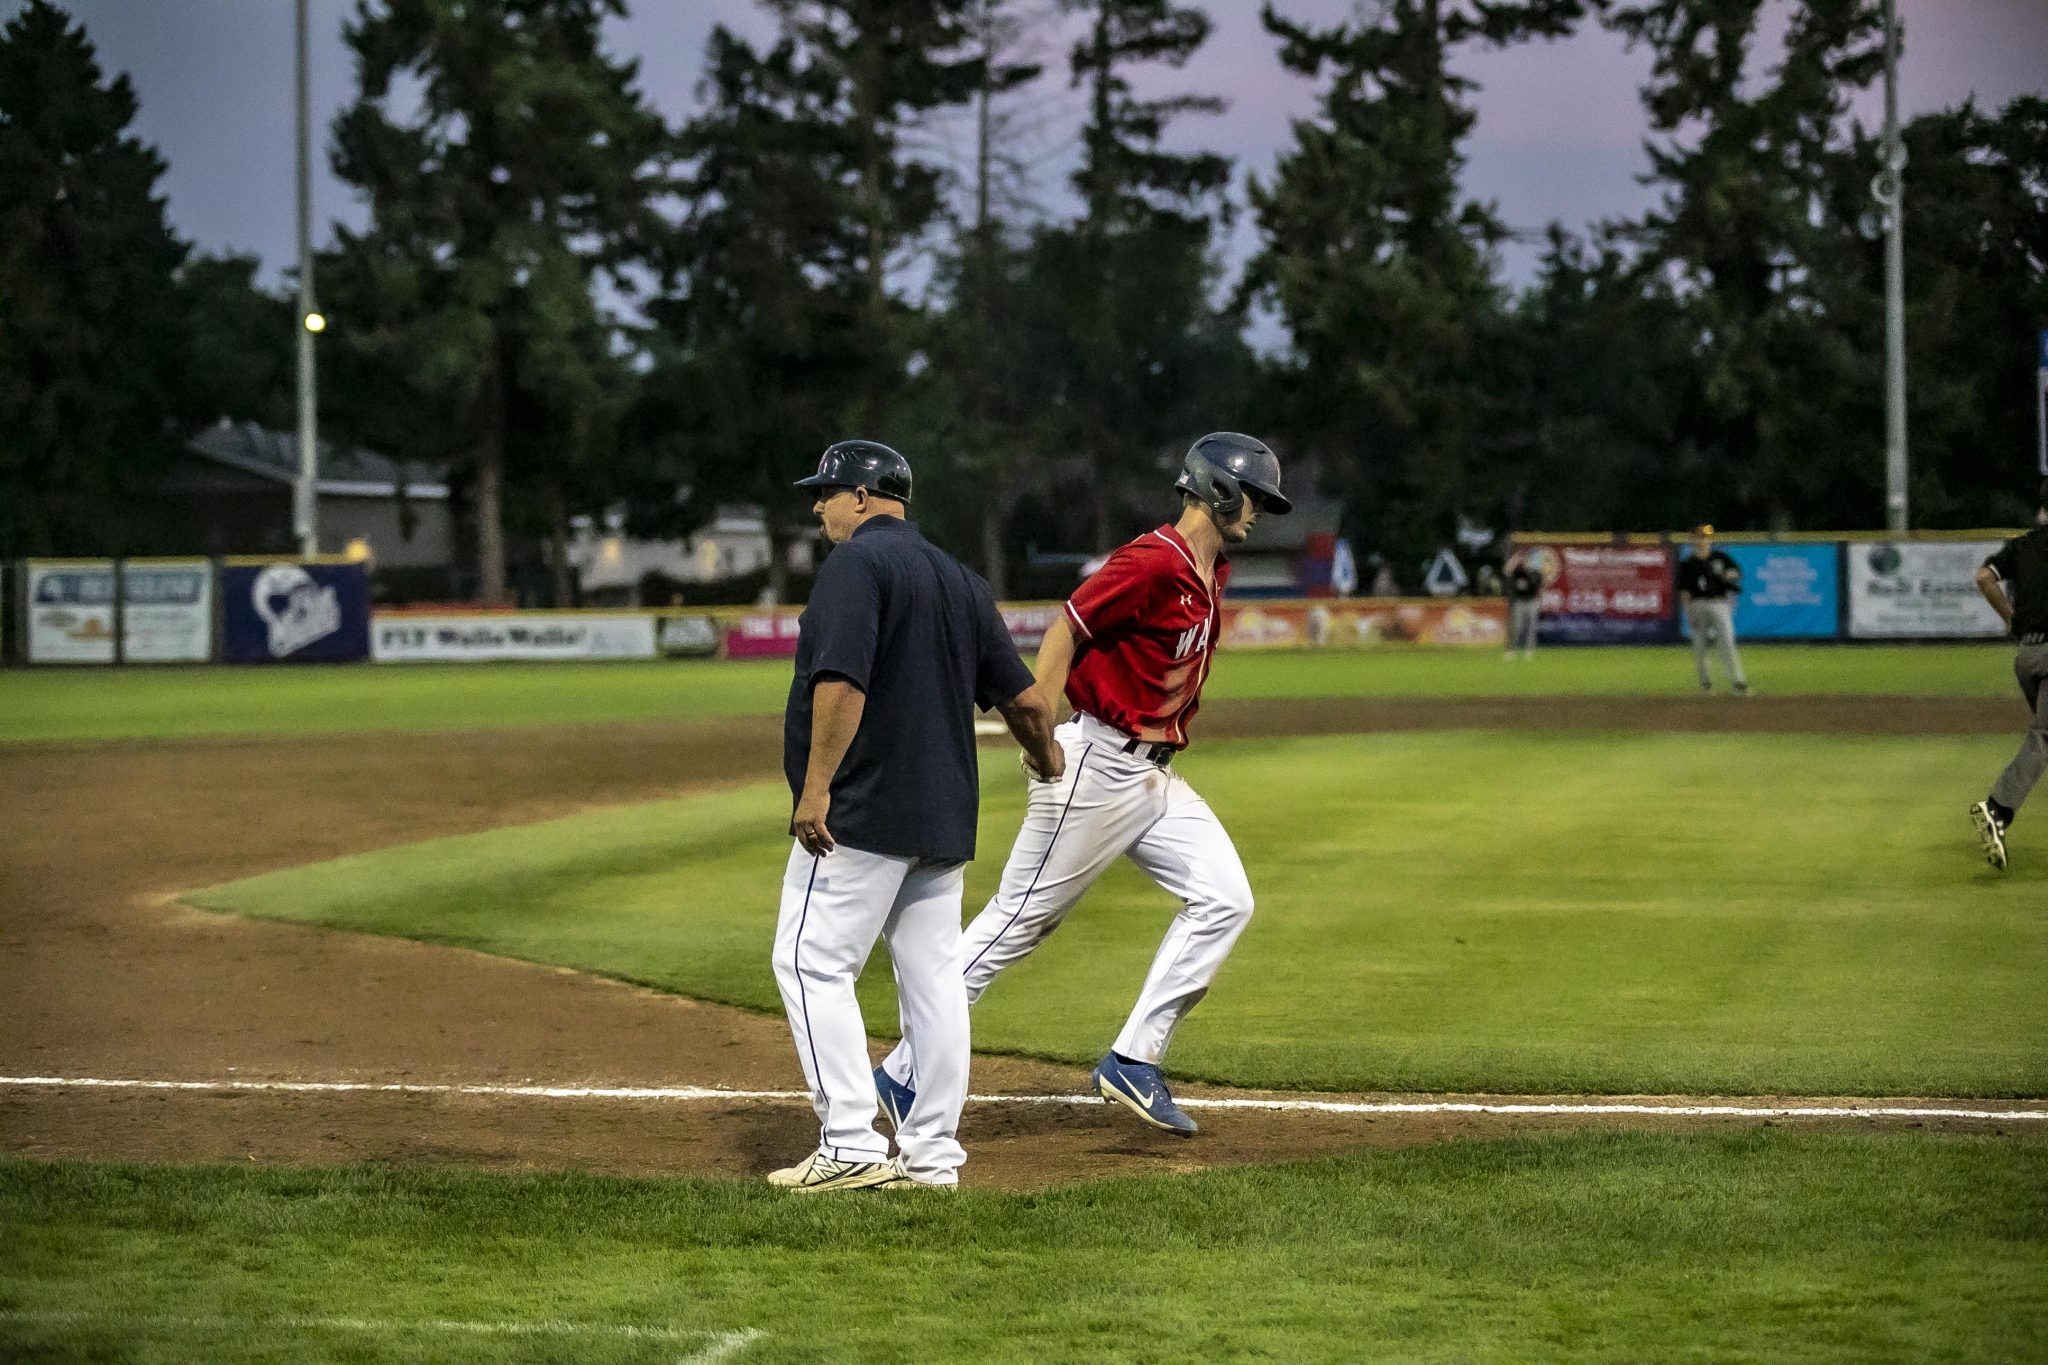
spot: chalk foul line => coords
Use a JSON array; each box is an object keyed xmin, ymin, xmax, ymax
[
  {"xmin": 1, "ymin": 1075, "xmax": 2041, "ymax": 1122},
  {"xmin": 0, "ymin": 1312, "xmax": 763, "ymax": 1360}
]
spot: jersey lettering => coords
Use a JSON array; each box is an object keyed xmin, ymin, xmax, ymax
[{"xmin": 1173, "ymin": 615, "xmax": 1210, "ymax": 662}]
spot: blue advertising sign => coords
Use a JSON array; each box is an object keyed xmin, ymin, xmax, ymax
[
  {"xmin": 220, "ymin": 561, "xmax": 371, "ymax": 663},
  {"xmin": 1677, "ymin": 543, "xmax": 1839, "ymax": 641}
]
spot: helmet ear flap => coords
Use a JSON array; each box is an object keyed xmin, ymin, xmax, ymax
[{"xmin": 1209, "ymin": 468, "xmax": 1244, "ymax": 517}]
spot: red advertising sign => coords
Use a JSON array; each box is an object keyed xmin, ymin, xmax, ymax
[
  {"xmin": 722, "ymin": 610, "xmax": 803, "ymax": 659},
  {"xmin": 1521, "ymin": 543, "xmax": 1675, "ymax": 644}
]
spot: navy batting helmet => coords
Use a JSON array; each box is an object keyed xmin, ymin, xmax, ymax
[
  {"xmin": 1174, "ymin": 432, "xmax": 1292, "ymax": 517},
  {"xmin": 794, "ymin": 440, "xmax": 913, "ymax": 502}
]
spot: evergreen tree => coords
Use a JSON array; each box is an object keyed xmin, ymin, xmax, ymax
[
  {"xmin": 643, "ymin": 27, "xmax": 872, "ymax": 600},
  {"xmin": 909, "ymin": 0, "xmax": 1048, "ymax": 594},
  {"xmin": 1245, "ymin": 0, "xmax": 1591, "ymax": 567},
  {"xmin": 1037, "ymin": 0, "xmax": 1248, "ymax": 549},
  {"xmin": 1606, "ymin": 0, "xmax": 1885, "ymax": 529},
  {"xmin": 324, "ymin": 0, "xmax": 669, "ymax": 603},
  {"xmin": 0, "ymin": 0, "xmax": 191, "ymax": 557}
]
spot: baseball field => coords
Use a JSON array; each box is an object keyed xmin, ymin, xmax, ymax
[{"xmin": 3, "ymin": 644, "xmax": 2044, "ymax": 1362}]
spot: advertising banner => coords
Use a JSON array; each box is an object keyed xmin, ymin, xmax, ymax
[
  {"xmin": 656, "ymin": 613, "xmax": 723, "ymax": 659},
  {"xmin": 723, "ymin": 609, "xmax": 803, "ymax": 659},
  {"xmin": 1847, "ymin": 540, "xmax": 2007, "ymax": 639},
  {"xmin": 121, "ymin": 559, "xmax": 214, "ymax": 662},
  {"xmin": 372, "ymin": 612, "xmax": 657, "ymax": 662},
  {"xmin": 1221, "ymin": 598, "xmax": 1505, "ymax": 650},
  {"xmin": 1524, "ymin": 543, "xmax": 1675, "ymax": 644},
  {"xmin": 1676, "ymin": 543, "xmax": 1838, "ymax": 641},
  {"xmin": 221, "ymin": 561, "xmax": 371, "ymax": 663},
  {"xmin": 26, "ymin": 560, "xmax": 117, "ymax": 663},
  {"xmin": 1000, "ymin": 603, "xmax": 1064, "ymax": 651}
]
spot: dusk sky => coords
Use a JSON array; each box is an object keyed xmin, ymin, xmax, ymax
[{"xmin": 20, "ymin": 0, "xmax": 2048, "ymax": 292}]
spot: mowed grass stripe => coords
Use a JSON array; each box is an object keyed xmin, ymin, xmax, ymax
[
  {"xmin": 189, "ymin": 732, "xmax": 2048, "ymax": 1098},
  {"xmin": 0, "ymin": 643, "xmax": 2018, "ymax": 743},
  {"xmin": 3, "ymin": 1133, "xmax": 2043, "ymax": 1363}
]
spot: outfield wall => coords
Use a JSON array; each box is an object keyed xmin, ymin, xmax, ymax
[{"xmin": 5, "ymin": 532, "xmax": 2023, "ymax": 665}]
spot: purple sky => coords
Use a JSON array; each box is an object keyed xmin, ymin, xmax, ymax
[{"xmin": 20, "ymin": 0, "xmax": 2048, "ymax": 292}]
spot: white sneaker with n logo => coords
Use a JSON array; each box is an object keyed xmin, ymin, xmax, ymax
[{"xmin": 766, "ymin": 1150, "xmax": 908, "ymax": 1193}]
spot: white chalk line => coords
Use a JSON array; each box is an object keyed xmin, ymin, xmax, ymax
[
  {"xmin": 0, "ymin": 1311, "xmax": 763, "ymax": 1360},
  {"xmin": 2, "ymin": 1075, "xmax": 2041, "ymax": 1122}
]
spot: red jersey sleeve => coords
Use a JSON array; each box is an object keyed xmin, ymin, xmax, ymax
[{"xmin": 1065, "ymin": 544, "xmax": 1158, "ymax": 643}]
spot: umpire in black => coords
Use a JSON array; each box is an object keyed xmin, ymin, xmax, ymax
[
  {"xmin": 768, "ymin": 440, "xmax": 1061, "ymax": 1192},
  {"xmin": 1970, "ymin": 479, "xmax": 2048, "ymax": 871}
]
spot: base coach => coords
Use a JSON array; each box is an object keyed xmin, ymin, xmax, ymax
[{"xmin": 768, "ymin": 440, "xmax": 1061, "ymax": 1192}]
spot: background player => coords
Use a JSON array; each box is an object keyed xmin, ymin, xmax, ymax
[
  {"xmin": 1969, "ymin": 479, "xmax": 2048, "ymax": 871},
  {"xmin": 876, "ymin": 432, "xmax": 1290, "ymax": 1137},
  {"xmin": 1676, "ymin": 525, "xmax": 1749, "ymax": 695},
  {"xmin": 770, "ymin": 440, "xmax": 1058, "ymax": 1192},
  {"xmin": 1504, "ymin": 550, "xmax": 1542, "ymax": 660}
]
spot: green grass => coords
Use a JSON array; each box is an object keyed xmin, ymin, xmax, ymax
[
  {"xmin": 0, "ymin": 644, "xmax": 2015, "ymax": 743},
  {"xmin": 3, "ymin": 1133, "xmax": 2042, "ymax": 1363},
  {"xmin": 189, "ymin": 732, "xmax": 2048, "ymax": 1098}
]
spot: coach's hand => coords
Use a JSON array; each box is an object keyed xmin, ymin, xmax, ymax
[
  {"xmin": 793, "ymin": 787, "xmax": 835, "ymax": 855},
  {"xmin": 1021, "ymin": 746, "xmax": 1065, "ymax": 784}
]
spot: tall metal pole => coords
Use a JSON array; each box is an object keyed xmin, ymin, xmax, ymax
[
  {"xmin": 294, "ymin": 0, "xmax": 320, "ymax": 557},
  {"xmin": 1877, "ymin": 0, "xmax": 1908, "ymax": 533}
]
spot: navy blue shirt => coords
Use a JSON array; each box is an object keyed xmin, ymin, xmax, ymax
[{"xmin": 784, "ymin": 517, "xmax": 1034, "ymax": 861}]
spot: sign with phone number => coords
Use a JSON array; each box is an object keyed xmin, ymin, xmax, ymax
[{"xmin": 1524, "ymin": 543, "xmax": 1676, "ymax": 644}]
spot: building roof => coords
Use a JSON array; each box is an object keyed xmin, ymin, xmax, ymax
[{"xmin": 187, "ymin": 420, "xmax": 449, "ymax": 500}]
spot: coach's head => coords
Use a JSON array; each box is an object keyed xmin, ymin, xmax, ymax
[{"xmin": 795, "ymin": 440, "xmax": 913, "ymax": 545}]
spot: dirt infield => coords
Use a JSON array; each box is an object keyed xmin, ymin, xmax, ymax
[{"xmin": 1, "ymin": 694, "xmax": 2036, "ymax": 1191}]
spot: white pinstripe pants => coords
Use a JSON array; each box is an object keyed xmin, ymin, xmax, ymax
[
  {"xmin": 882, "ymin": 714, "xmax": 1256, "ymax": 1086},
  {"xmin": 772, "ymin": 842, "xmax": 968, "ymax": 1183}
]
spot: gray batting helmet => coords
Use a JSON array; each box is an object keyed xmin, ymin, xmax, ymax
[
  {"xmin": 1174, "ymin": 432, "xmax": 1292, "ymax": 517},
  {"xmin": 794, "ymin": 440, "xmax": 914, "ymax": 502}
]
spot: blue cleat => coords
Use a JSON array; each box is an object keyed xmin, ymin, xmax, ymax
[
  {"xmin": 874, "ymin": 1065, "xmax": 917, "ymax": 1131},
  {"xmin": 1092, "ymin": 1053, "xmax": 1198, "ymax": 1136}
]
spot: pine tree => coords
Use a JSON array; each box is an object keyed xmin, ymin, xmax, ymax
[
  {"xmin": 1038, "ymin": 0, "xmax": 1247, "ymax": 549},
  {"xmin": 0, "ymin": 0, "xmax": 192, "ymax": 557},
  {"xmin": 1245, "ymin": 0, "xmax": 1592, "ymax": 567},
  {"xmin": 643, "ymin": 27, "xmax": 872, "ymax": 601},
  {"xmin": 324, "ymin": 0, "xmax": 668, "ymax": 603},
  {"xmin": 1606, "ymin": 0, "xmax": 1885, "ymax": 529}
]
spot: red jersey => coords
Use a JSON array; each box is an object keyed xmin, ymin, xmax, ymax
[{"xmin": 1062, "ymin": 525, "xmax": 1231, "ymax": 747}]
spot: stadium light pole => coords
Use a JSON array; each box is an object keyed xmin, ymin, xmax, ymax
[
  {"xmin": 293, "ymin": 0, "xmax": 321, "ymax": 558},
  {"xmin": 1875, "ymin": 0, "xmax": 1909, "ymax": 533}
]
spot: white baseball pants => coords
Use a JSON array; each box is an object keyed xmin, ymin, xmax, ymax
[
  {"xmin": 882, "ymin": 713, "xmax": 1255, "ymax": 1087},
  {"xmin": 772, "ymin": 841, "xmax": 969, "ymax": 1184}
]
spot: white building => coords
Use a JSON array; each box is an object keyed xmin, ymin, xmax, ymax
[{"xmin": 567, "ymin": 504, "xmax": 816, "ymax": 604}]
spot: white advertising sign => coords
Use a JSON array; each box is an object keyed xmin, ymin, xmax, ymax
[
  {"xmin": 372, "ymin": 613, "xmax": 658, "ymax": 662},
  {"xmin": 121, "ymin": 560, "xmax": 214, "ymax": 663},
  {"xmin": 1846, "ymin": 540, "xmax": 2007, "ymax": 639},
  {"xmin": 26, "ymin": 561, "xmax": 117, "ymax": 663}
]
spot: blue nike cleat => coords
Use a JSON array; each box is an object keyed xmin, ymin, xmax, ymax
[
  {"xmin": 874, "ymin": 1065, "xmax": 917, "ymax": 1131},
  {"xmin": 1092, "ymin": 1053, "xmax": 1198, "ymax": 1136}
]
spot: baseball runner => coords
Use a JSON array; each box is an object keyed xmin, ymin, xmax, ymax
[
  {"xmin": 769, "ymin": 440, "xmax": 1060, "ymax": 1192},
  {"xmin": 1969, "ymin": 480, "xmax": 2048, "ymax": 872},
  {"xmin": 1676, "ymin": 525, "xmax": 1749, "ymax": 695},
  {"xmin": 875, "ymin": 432, "xmax": 1291, "ymax": 1136},
  {"xmin": 1504, "ymin": 551, "xmax": 1542, "ymax": 660}
]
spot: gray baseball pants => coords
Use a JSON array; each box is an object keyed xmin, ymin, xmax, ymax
[
  {"xmin": 1686, "ymin": 600, "xmax": 1747, "ymax": 690},
  {"xmin": 1990, "ymin": 644, "xmax": 2048, "ymax": 814},
  {"xmin": 1508, "ymin": 599, "xmax": 1539, "ymax": 655}
]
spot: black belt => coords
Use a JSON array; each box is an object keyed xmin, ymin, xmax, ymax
[{"xmin": 1120, "ymin": 736, "xmax": 1175, "ymax": 766}]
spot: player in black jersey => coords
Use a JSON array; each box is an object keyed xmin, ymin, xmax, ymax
[{"xmin": 1970, "ymin": 481, "xmax": 2048, "ymax": 871}]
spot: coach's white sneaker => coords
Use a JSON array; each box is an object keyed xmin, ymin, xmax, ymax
[
  {"xmin": 1971, "ymin": 801, "xmax": 2009, "ymax": 871},
  {"xmin": 765, "ymin": 1150, "xmax": 907, "ymax": 1193}
]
